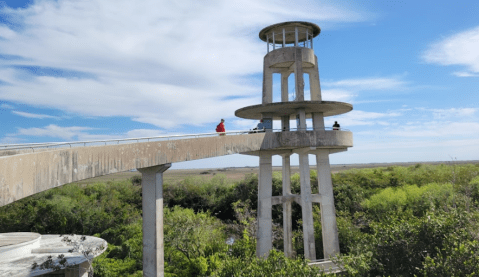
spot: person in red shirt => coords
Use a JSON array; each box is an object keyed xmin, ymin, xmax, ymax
[{"xmin": 216, "ymin": 119, "xmax": 225, "ymax": 135}]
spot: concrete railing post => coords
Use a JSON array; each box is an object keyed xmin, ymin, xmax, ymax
[{"xmin": 138, "ymin": 163, "xmax": 171, "ymax": 277}]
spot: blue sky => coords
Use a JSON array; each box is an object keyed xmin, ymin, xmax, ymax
[{"xmin": 1, "ymin": 0, "xmax": 478, "ymax": 169}]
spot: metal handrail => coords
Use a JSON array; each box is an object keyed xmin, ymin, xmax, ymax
[
  {"xmin": 0, "ymin": 130, "xmax": 250, "ymax": 151},
  {"xmin": 0, "ymin": 128, "xmax": 350, "ymax": 152}
]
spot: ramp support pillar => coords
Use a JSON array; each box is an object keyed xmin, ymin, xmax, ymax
[{"xmin": 138, "ymin": 163, "xmax": 171, "ymax": 277}]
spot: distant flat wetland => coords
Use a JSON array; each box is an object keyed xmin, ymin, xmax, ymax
[{"xmin": 75, "ymin": 160, "xmax": 479, "ymax": 185}]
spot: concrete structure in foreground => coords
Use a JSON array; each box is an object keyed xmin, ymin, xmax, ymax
[
  {"xmin": 0, "ymin": 232, "xmax": 106, "ymax": 277},
  {"xmin": 235, "ymin": 21, "xmax": 353, "ymax": 261}
]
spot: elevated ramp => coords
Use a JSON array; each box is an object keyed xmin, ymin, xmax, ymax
[{"xmin": 0, "ymin": 130, "xmax": 352, "ymax": 207}]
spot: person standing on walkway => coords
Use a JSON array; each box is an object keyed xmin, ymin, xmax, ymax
[
  {"xmin": 333, "ymin": 121, "xmax": 340, "ymax": 130},
  {"xmin": 216, "ymin": 119, "xmax": 226, "ymax": 136}
]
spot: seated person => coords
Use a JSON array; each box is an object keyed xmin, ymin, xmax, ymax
[{"xmin": 252, "ymin": 119, "xmax": 265, "ymax": 132}]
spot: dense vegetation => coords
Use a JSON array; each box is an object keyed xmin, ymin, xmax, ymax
[{"xmin": 1, "ymin": 163, "xmax": 479, "ymax": 276}]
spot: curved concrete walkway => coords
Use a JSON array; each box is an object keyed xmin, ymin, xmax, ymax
[{"xmin": 0, "ymin": 130, "xmax": 351, "ymax": 207}]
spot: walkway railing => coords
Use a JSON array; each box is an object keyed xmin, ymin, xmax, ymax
[{"xmin": 0, "ymin": 127, "xmax": 349, "ymax": 152}]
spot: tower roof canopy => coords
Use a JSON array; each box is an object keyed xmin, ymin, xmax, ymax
[{"xmin": 259, "ymin": 21, "xmax": 320, "ymax": 44}]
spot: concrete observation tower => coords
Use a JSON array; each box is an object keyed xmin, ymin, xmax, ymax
[{"xmin": 235, "ymin": 21, "xmax": 353, "ymax": 261}]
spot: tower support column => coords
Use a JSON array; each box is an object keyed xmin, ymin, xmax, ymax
[
  {"xmin": 308, "ymin": 56, "xmax": 322, "ymax": 101},
  {"xmin": 257, "ymin": 152, "xmax": 273, "ymax": 257},
  {"xmin": 294, "ymin": 48, "xmax": 305, "ymax": 101},
  {"xmin": 263, "ymin": 65, "xmax": 273, "ymax": 104},
  {"xmin": 281, "ymin": 153, "xmax": 293, "ymax": 258},
  {"xmin": 295, "ymin": 148, "xmax": 316, "ymax": 260},
  {"xmin": 138, "ymin": 163, "xmax": 171, "ymax": 277},
  {"xmin": 312, "ymin": 112, "xmax": 325, "ymax": 130},
  {"xmin": 314, "ymin": 150, "xmax": 340, "ymax": 258},
  {"xmin": 281, "ymin": 71, "xmax": 290, "ymax": 102}
]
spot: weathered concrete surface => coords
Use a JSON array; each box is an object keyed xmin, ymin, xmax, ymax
[
  {"xmin": 0, "ymin": 131, "xmax": 352, "ymax": 207},
  {"xmin": 296, "ymin": 148, "xmax": 316, "ymax": 261},
  {"xmin": 281, "ymin": 154, "xmax": 293, "ymax": 258},
  {"xmin": 0, "ymin": 133, "xmax": 263, "ymax": 207},
  {"xmin": 314, "ymin": 149, "xmax": 341, "ymax": 258},
  {"xmin": 0, "ymin": 234, "xmax": 106, "ymax": 277},
  {"xmin": 265, "ymin": 47, "xmax": 316, "ymax": 69},
  {"xmin": 257, "ymin": 153, "xmax": 273, "ymax": 257},
  {"xmin": 262, "ymin": 130, "xmax": 352, "ymax": 149}
]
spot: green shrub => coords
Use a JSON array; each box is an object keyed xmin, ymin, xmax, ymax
[{"xmin": 362, "ymin": 183, "xmax": 454, "ymax": 219}]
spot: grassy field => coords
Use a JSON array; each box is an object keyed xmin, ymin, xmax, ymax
[{"xmin": 73, "ymin": 160, "xmax": 479, "ymax": 185}]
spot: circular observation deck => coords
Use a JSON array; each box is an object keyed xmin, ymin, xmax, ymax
[
  {"xmin": 259, "ymin": 21, "xmax": 320, "ymax": 44},
  {"xmin": 235, "ymin": 101, "xmax": 353, "ymax": 120}
]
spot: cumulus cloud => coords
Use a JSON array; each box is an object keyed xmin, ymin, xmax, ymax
[
  {"xmin": 0, "ymin": 0, "xmax": 370, "ymax": 129},
  {"xmin": 423, "ymin": 26, "xmax": 479, "ymax": 76}
]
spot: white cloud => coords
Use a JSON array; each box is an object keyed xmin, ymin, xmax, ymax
[
  {"xmin": 326, "ymin": 110, "xmax": 401, "ymax": 127},
  {"xmin": 9, "ymin": 124, "xmax": 177, "ymax": 141},
  {"xmin": 323, "ymin": 77, "xmax": 407, "ymax": 91},
  {"xmin": 15, "ymin": 124, "xmax": 94, "ymax": 140},
  {"xmin": 321, "ymin": 89, "xmax": 356, "ymax": 102},
  {"xmin": 320, "ymin": 76, "xmax": 408, "ymax": 104},
  {"xmin": 0, "ymin": 103, "xmax": 14, "ymax": 109},
  {"xmin": 230, "ymin": 119, "xmax": 258, "ymax": 130},
  {"xmin": 0, "ymin": 26, "xmax": 15, "ymax": 39},
  {"xmin": 423, "ymin": 25, "xmax": 479, "ymax": 75},
  {"xmin": 388, "ymin": 121, "xmax": 479, "ymax": 138},
  {"xmin": 12, "ymin": 110, "xmax": 60, "ymax": 119},
  {"xmin": 415, "ymin": 107, "xmax": 476, "ymax": 119},
  {"xmin": 125, "ymin": 129, "xmax": 167, "ymax": 138},
  {"xmin": 0, "ymin": 0, "xmax": 371, "ymax": 129},
  {"xmin": 430, "ymin": 108, "xmax": 476, "ymax": 119},
  {"xmin": 452, "ymin": 71, "xmax": 479, "ymax": 77}
]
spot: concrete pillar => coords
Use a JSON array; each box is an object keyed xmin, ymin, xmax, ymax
[
  {"xmin": 64, "ymin": 267, "xmax": 75, "ymax": 277},
  {"xmin": 281, "ymin": 115, "xmax": 290, "ymax": 132},
  {"xmin": 309, "ymin": 56, "xmax": 322, "ymax": 101},
  {"xmin": 294, "ymin": 48, "xmax": 304, "ymax": 101},
  {"xmin": 312, "ymin": 112, "xmax": 325, "ymax": 131},
  {"xmin": 257, "ymin": 153, "xmax": 273, "ymax": 258},
  {"xmin": 298, "ymin": 109, "xmax": 307, "ymax": 131},
  {"xmin": 281, "ymin": 72, "xmax": 289, "ymax": 102},
  {"xmin": 296, "ymin": 149, "xmax": 316, "ymax": 261},
  {"xmin": 314, "ymin": 150, "xmax": 340, "ymax": 258},
  {"xmin": 263, "ymin": 64, "xmax": 273, "ymax": 104},
  {"xmin": 78, "ymin": 261, "xmax": 89, "ymax": 277},
  {"xmin": 281, "ymin": 154, "xmax": 293, "ymax": 258},
  {"xmin": 138, "ymin": 163, "xmax": 171, "ymax": 277}
]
